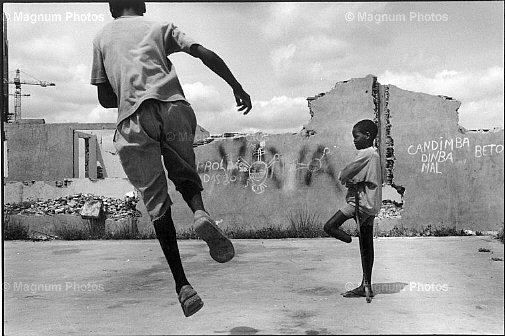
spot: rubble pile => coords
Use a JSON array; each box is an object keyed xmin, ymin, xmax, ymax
[
  {"xmin": 377, "ymin": 201, "xmax": 403, "ymax": 219},
  {"xmin": 5, "ymin": 193, "xmax": 140, "ymax": 220}
]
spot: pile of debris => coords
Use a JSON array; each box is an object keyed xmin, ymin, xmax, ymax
[
  {"xmin": 377, "ymin": 200, "xmax": 403, "ymax": 219},
  {"xmin": 4, "ymin": 193, "xmax": 141, "ymax": 220}
]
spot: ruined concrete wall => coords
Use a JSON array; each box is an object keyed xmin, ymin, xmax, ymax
[
  {"xmin": 172, "ymin": 75, "xmax": 503, "ymax": 232},
  {"xmin": 4, "ymin": 178, "xmax": 135, "ymax": 204},
  {"xmin": 167, "ymin": 76, "xmax": 380, "ymax": 231},
  {"xmin": 388, "ymin": 85, "xmax": 504, "ymax": 231},
  {"xmin": 4, "ymin": 123, "xmax": 211, "ymax": 181},
  {"xmin": 186, "ymin": 134, "xmax": 340, "ymax": 231},
  {"xmin": 5, "ymin": 123, "xmax": 74, "ymax": 181},
  {"xmin": 4, "ymin": 76, "xmax": 503, "ymax": 233}
]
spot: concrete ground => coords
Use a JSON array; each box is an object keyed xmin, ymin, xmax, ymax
[{"xmin": 3, "ymin": 236, "xmax": 504, "ymax": 335}]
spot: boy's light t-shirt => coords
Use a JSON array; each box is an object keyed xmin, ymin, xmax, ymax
[
  {"xmin": 91, "ymin": 16, "xmax": 197, "ymax": 125},
  {"xmin": 338, "ymin": 147, "xmax": 382, "ymax": 216}
]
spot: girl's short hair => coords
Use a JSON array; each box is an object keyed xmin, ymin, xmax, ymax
[
  {"xmin": 353, "ymin": 119, "xmax": 378, "ymax": 139},
  {"xmin": 109, "ymin": 0, "xmax": 146, "ymax": 18}
]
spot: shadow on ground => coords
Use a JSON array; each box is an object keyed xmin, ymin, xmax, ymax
[
  {"xmin": 341, "ymin": 282, "xmax": 409, "ymax": 299},
  {"xmin": 373, "ymin": 282, "xmax": 409, "ymax": 294}
]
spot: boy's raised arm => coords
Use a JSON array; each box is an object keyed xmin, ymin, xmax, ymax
[{"xmin": 189, "ymin": 44, "xmax": 252, "ymax": 114}]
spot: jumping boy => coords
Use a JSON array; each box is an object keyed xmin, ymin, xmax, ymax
[
  {"xmin": 323, "ymin": 119, "xmax": 382, "ymax": 302},
  {"xmin": 91, "ymin": 0, "xmax": 252, "ymax": 317}
]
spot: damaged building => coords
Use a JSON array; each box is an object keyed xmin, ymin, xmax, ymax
[{"xmin": 3, "ymin": 75, "xmax": 504, "ymax": 234}]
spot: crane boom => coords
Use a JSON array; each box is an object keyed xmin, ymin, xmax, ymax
[{"xmin": 5, "ymin": 69, "xmax": 55, "ymax": 122}]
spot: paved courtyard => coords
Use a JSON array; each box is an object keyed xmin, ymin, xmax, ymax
[{"xmin": 3, "ymin": 236, "xmax": 504, "ymax": 335}]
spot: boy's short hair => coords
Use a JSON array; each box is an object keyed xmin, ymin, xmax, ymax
[
  {"xmin": 353, "ymin": 119, "xmax": 378, "ymax": 139},
  {"xmin": 109, "ymin": 0, "xmax": 146, "ymax": 18}
]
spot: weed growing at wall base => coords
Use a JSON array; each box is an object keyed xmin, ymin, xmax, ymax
[
  {"xmin": 104, "ymin": 221, "xmax": 139, "ymax": 240},
  {"xmin": 54, "ymin": 222, "xmax": 94, "ymax": 240},
  {"xmin": 2, "ymin": 215, "xmax": 496, "ymax": 241},
  {"xmin": 225, "ymin": 225, "xmax": 289, "ymax": 239},
  {"xmin": 383, "ymin": 224, "xmax": 475, "ymax": 238},
  {"xmin": 3, "ymin": 215, "xmax": 30, "ymax": 240},
  {"xmin": 287, "ymin": 207, "xmax": 326, "ymax": 238}
]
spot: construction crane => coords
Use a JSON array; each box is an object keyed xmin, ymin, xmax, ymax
[{"xmin": 4, "ymin": 69, "xmax": 55, "ymax": 122}]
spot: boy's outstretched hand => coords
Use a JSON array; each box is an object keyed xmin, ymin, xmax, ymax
[
  {"xmin": 189, "ymin": 44, "xmax": 252, "ymax": 114},
  {"xmin": 233, "ymin": 87, "xmax": 252, "ymax": 115}
]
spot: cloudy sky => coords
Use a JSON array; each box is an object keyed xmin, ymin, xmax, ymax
[{"xmin": 3, "ymin": 1, "xmax": 504, "ymax": 134}]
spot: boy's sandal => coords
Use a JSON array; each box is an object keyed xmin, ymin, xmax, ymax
[
  {"xmin": 178, "ymin": 285, "xmax": 204, "ymax": 317},
  {"xmin": 194, "ymin": 211, "xmax": 235, "ymax": 263}
]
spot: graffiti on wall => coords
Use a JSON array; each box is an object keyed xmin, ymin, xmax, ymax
[
  {"xmin": 407, "ymin": 136, "xmax": 504, "ymax": 174},
  {"xmin": 293, "ymin": 144, "xmax": 334, "ymax": 187},
  {"xmin": 197, "ymin": 139, "xmax": 336, "ymax": 194},
  {"xmin": 474, "ymin": 143, "xmax": 504, "ymax": 158},
  {"xmin": 237, "ymin": 141, "xmax": 280, "ymax": 194}
]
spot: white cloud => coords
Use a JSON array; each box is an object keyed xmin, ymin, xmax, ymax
[
  {"xmin": 380, "ymin": 67, "xmax": 504, "ymax": 129},
  {"xmin": 270, "ymin": 44, "xmax": 297, "ymax": 72},
  {"xmin": 261, "ymin": 3, "xmax": 302, "ymax": 39},
  {"xmin": 17, "ymin": 35, "xmax": 78, "ymax": 65},
  {"xmin": 4, "ymin": 2, "xmax": 501, "ymax": 133},
  {"xmin": 7, "ymin": 63, "xmax": 99, "ymax": 123},
  {"xmin": 39, "ymin": 82, "xmax": 310, "ymax": 134},
  {"xmin": 78, "ymin": 105, "xmax": 116, "ymax": 124},
  {"xmin": 49, "ymin": 105, "xmax": 116, "ymax": 124},
  {"xmin": 193, "ymin": 93, "xmax": 309, "ymax": 134},
  {"xmin": 458, "ymin": 97, "xmax": 504, "ymax": 130},
  {"xmin": 182, "ymin": 82, "xmax": 226, "ymax": 110},
  {"xmin": 269, "ymin": 37, "xmax": 346, "ymax": 88},
  {"xmin": 380, "ymin": 67, "xmax": 504, "ymax": 101},
  {"xmin": 71, "ymin": 64, "xmax": 93, "ymax": 84},
  {"xmin": 255, "ymin": 96, "xmax": 309, "ymax": 130},
  {"xmin": 182, "ymin": 82, "xmax": 229, "ymax": 127},
  {"xmin": 182, "ymin": 81, "xmax": 309, "ymax": 133},
  {"xmin": 261, "ymin": 3, "xmax": 389, "ymax": 40},
  {"xmin": 303, "ymin": 36, "xmax": 347, "ymax": 58}
]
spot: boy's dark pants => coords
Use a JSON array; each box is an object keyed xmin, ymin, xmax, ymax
[{"xmin": 114, "ymin": 99, "xmax": 204, "ymax": 294}]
